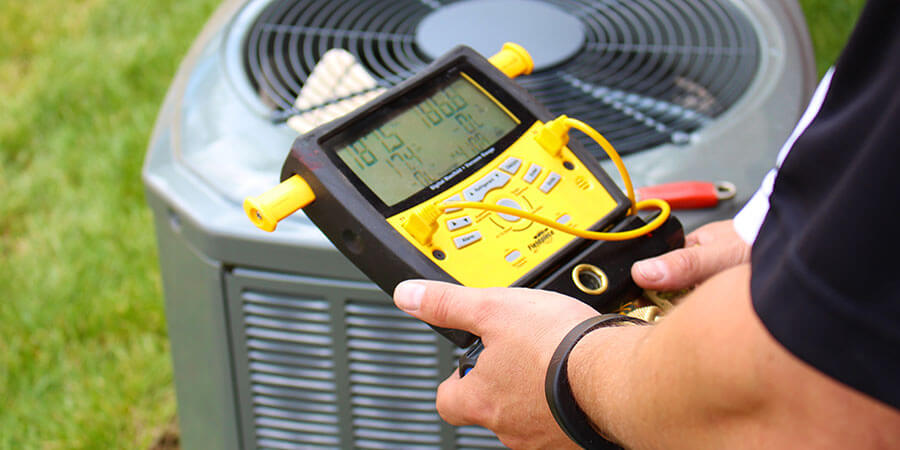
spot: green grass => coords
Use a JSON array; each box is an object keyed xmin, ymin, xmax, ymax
[
  {"xmin": 0, "ymin": 1, "xmax": 217, "ymax": 448},
  {"xmin": 801, "ymin": 0, "xmax": 868, "ymax": 76},
  {"xmin": 0, "ymin": 0, "xmax": 867, "ymax": 448}
]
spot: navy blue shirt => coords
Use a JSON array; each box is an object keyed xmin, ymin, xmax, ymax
[{"xmin": 752, "ymin": 0, "xmax": 900, "ymax": 409}]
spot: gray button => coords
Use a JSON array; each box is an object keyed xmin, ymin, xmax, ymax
[
  {"xmin": 496, "ymin": 198, "xmax": 523, "ymax": 222},
  {"xmin": 505, "ymin": 250, "xmax": 522, "ymax": 263},
  {"xmin": 523, "ymin": 163, "xmax": 542, "ymax": 183},
  {"xmin": 499, "ymin": 157, "xmax": 522, "ymax": 174},
  {"xmin": 443, "ymin": 194, "xmax": 463, "ymax": 212},
  {"xmin": 446, "ymin": 216, "xmax": 473, "ymax": 231},
  {"xmin": 453, "ymin": 230, "xmax": 482, "ymax": 249},
  {"xmin": 556, "ymin": 214, "xmax": 571, "ymax": 224},
  {"xmin": 539, "ymin": 172, "xmax": 562, "ymax": 193},
  {"xmin": 463, "ymin": 170, "xmax": 511, "ymax": 202}
]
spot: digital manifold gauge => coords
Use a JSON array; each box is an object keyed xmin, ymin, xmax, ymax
[{"xmin": 246, "ymin": 43, "xmax": 684, "ymax": 351}]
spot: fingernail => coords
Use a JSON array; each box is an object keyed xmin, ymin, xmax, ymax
[
  {"xmin": 394, "ymin": 281, "xmax": 425, "ymax": 312},
  {"xmin": 636, "ymin": 260, "xmax": 666, "ymax": 282}
]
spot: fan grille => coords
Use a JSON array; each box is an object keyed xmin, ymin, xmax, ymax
[{"xmin": 243, "ymin": 0, "xmax": 759, "ymax": 155}]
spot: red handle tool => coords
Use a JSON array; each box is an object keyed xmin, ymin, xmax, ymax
[{"xmin": 637, "ymin": 181, "xmax": 736, "ymax": 210}]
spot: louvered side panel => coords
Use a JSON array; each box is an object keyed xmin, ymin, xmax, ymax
[
  {"xmin": 346, "ymin": 302, "xmax": 444, "ymax": 450},
  {"xmin": 242, "ymin": 290, "xmax": 342, "ymax": 450}
]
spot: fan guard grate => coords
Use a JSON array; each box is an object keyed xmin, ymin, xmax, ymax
[{"xmin": 243, "ymin": 0, "xmax": 759, "ymax": 156}]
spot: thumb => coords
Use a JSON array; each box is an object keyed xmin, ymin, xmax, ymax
[
  {"xmin": 632, "ymin": 241, "xmax": 747, "ymax": 290},
  {"xmin": 393, "ymin": 280, "xmax": 497, "ymax": 335}
]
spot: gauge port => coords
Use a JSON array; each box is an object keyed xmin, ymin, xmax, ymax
[{"xmin": 572, "ymin": 264, "xmax": 608, "ymax": 295}]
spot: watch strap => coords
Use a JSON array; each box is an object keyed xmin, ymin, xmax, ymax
[{"xmin": 545, "ymin": 314, "xmax": 648, "ymax": 449}]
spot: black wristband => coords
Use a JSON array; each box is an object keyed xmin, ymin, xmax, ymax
[{"xmin": 545, "ymin": 314, "xmax": 648, "ymax": 449}]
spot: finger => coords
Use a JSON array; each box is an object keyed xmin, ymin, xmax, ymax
[
  {"xmin": 393, "ymin": 280, "xmax": 498, "ymax": 335},
  {"xmin": 434, "ymin": 371, "xmax": 477, "ymax": 426},
  {"xmin": 632, "ymin": 244, "xmax": 734, "ymax": 290},
  {"xmin": 684, "ymin": 230, "xmax": 703, "ymax": 248},
  {"xmin": 685, "ymin": 219, "xmax": 736, "ymax": 247}
]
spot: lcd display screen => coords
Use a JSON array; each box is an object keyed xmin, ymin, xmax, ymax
[{"xmin": 335, "ymin": 74, "xmax": 519, "ymax": 206}]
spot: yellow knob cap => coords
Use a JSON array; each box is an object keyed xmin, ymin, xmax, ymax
[
  {"xmin": 488, "ymin": 42, "xmax": 534, "ymax": 79},
  {"xmin": 244, "ymin": 175, "xmax": 316, "ymax": 232},
  {"xmin": 403, "ymin": 203, "xmax": 442, "ymax": 246},
  {"xmin": 534, "ymin": 115, "xmax": 570, "ymax": 157}
]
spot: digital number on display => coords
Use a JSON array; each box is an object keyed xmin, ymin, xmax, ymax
[{"xmin": 336, "ymin": 75, "xmax": 519, "ymax": 206}]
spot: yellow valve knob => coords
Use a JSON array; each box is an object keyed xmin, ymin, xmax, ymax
[
  {"xmin": 244, "ymin": 175, "xmax": 316, "ymax": 232},
  {"xmin": 489, "ymin": 42, "xmax": 534, "ymax": 79}
]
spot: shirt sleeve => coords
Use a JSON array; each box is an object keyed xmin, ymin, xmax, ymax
[
  {"xmin": 733, "ymin": 69, "xmax": 835, "ymax": 245},
  {"xmin": 750, "ymin": 0, "xmax": 900, "ymax": 410}
]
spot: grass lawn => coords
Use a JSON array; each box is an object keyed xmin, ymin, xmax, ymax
[
  {"xmin": 0, "ymin": 0, "xmax": 867, "ymax": 448},
  {"xmin": 0, "ymin": 1, "xmax": 218, "ymax": 448}
]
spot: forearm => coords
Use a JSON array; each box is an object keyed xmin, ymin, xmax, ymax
[{"xmin": 568, "ymin": 264, "xmax": 900, "ymax": 449}]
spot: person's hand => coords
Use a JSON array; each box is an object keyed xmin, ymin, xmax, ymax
[
  {"xmin": 631, "ymin": 219, "xmax": 750, "ymax": 291},
  {"xmin": 393, "ymin": 280, "xmax": 599, "ymax": 449}
]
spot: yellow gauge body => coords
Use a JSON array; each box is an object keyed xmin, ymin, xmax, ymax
[
  {"xmin": 386, "ymin": 121, "xmax": 617, "ymax": 288},
  {"xmin": 241, "ymin": 43, "xmax": 680, "ymax": 349}
]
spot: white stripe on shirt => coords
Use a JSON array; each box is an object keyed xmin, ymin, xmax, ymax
[{"xmin": 733, "ymin": 68, "xmax": 836, "ymax": 244}]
